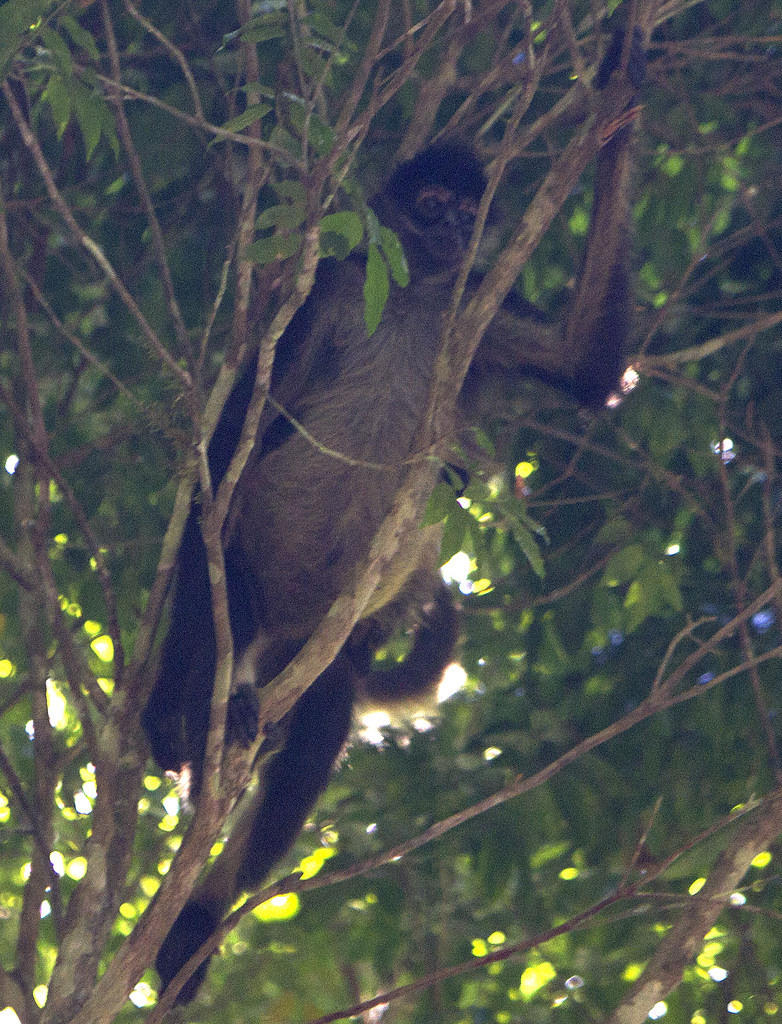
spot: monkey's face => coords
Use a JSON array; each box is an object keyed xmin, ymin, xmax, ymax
[
  {"xmin": 409, "ymin": 183, "xmax": 479, "ymax": 268},
  {"xmin": 382, "ymin": 143, "xmax": 487, "ymax": 275}
]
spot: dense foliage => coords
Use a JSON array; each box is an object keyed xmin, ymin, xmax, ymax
[{"xmin": 0, "ymin": 1, "xmax": 781, "ymax": 1023}]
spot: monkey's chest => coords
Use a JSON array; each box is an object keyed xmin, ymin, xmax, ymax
[{"xmin": 229, "ymin": 319, "xmax": 443, "ymax": 633}]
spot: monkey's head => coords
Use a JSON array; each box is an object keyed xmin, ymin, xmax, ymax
[{"xmin": 379, "ymin": 143, "xmax": 487, "ymax": 275}]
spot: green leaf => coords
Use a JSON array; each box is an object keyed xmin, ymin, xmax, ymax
[
  {"xmin": 422, "ymin": 481, "xmax": 458, "ymax": 527},
  {"xmin": 319, "ymin": 211, "xmax": 363, "ymax": 258},
  {"xmin": 237, "ymin": 83, "xmax": 276, "ymax": 101},
  {"xmin": 242, "ymin": 24, "xmax": 287, "ymax": 44},
  {"xmin": 97, "ymin": 95, "xmax": 120, "ymax": 160},
  {"xmin": 268, "ymin": 125, "xmax": 302, "ymax": 162},
  {"xmin": 379, "ymin": 226, "xmax": 409, "ymax": 287},
  {"xmin": 0, "ymin": 0, "xmax": 51, "ymax": 79},
  {"xmin": 221, "ymin": 103, "xmax": 273, "ymax": 134},
  {"xmin": 59, "ymin": 14, "xmax": 100, "ymax": 59},
  {"xmin": 71, "ymin": 81, "xmax": 102, "ymax": 160},
  {"xmin": 365, "ymin": 208, "xmax": 382, "ymax": 246},
  {"xmin": 306, "ymin": 9, "xmax": 356, "ymax": 50},
  {"xmin": 440, "ymin": 504, "xmax": 472, "ymax": 563},
  {"xmin": 363, "ymin": 244, "xmax": 389, "ymax": 336},
  {"xmin": 623, "ymin": 563, "xmax": 683, "ymax": 633},
  {"xmin": 507, "ymin": 518, "xmax": 545, "ymax": 579},
  {"xmin": 295, "ymin": 46, "xmax": 329, "ymax": 85},
  {"xmin": 42, "ymin": 75, "xmax": 72, "ymax": 138},
  {"xmin": 246, "ymin": 233, "xmax": 302, "ymax": 265},
  {"xmin": 275, "ymin": 180, "xmax": 307, "ymax": 203},
  {"xmin": 287, "ymin": 101, "xmax": 335, "ymax": 155},
  {"xmin": 223, "ymin": 8, "xmax": 287, "ymax": 46},
  {"xmin": 256, "ymin": 203, "xmax": 306, "ymax": 231},
  {"xmin": 603, "ymin": 544, "xmax": 645, "ymax": 586},
  {"xmin": 40, "ymin": 25, "xmax": 73, "ymax": 78}
]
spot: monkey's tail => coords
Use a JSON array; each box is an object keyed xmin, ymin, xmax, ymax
[
  {"xmin": 358, "ymin": 586, "xmax": 459, "ymax": 704},
  {"xmin": 154, "ymin": 785, "xmax": 260, "ymax": 1005}
]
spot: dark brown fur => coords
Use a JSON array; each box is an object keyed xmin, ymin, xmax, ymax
[{"xmin": 144, "ymin": 29, "xmax": 643, "ymax": 1002}]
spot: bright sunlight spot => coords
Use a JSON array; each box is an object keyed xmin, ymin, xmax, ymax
[
  {"xmin": 66, "ymin": 857, "xmax": 88, "ymax": 880},
  {"xmin": 515, "ymin": 459, "xmax": 536, "ymax": 479},
  {"xmin": 46, "ymin": 680, "xmax": 67, "ymax": 729},
  {"xmin": 711, "ymin": 437, "xmax": 735, "ymax": 464},
  {"xmin": 358, "ymin": 709, "xmax": 391, "ymax": 745},
  {"xmin": 623, "ymin": 963, "xmax": 645, "ymax": 982},
  {"xmin": 129, "ymin": 982, "xmax": 156, "ymax": 1008},
  {"xmin": 437, "ymin": 662, "xmax": 467, "ymax": 702},
  {"xmin": 298, "ymin": 847, "xmax": 336, "ymax": 879},
  {"xmin": 620, "ymin": 366, "xmax": 640, "ymax": 394},
  {"xmin": 90, "ymin": 635, "xmax": 114, "ymax": 663},
  {"xmin": 519, "ymin": 962, "xmax": 556, "ymax": 999},
  {"xmin": 254, "ymin": 893, "xmax": 300, "ymax": 922},
  {"xmin": 75, "ymin": 790, "xmax": 94, "ymax": 815},
  {"xmin": 441, "ymin": 551, "xmax": 472, "ymax": 586}
]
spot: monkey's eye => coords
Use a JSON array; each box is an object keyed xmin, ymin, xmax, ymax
[
  {"xmin": 415, "ymin": 185, "xmax": 452, "ymax": 223},
  {"xmin": 457, "ymin": 197, "xmax": 478, "ymax": 231}
]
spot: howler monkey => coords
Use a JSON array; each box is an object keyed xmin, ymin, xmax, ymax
[{"xmin": 143, "ymin": 27, "xmax": 644, "ymax": 1004}]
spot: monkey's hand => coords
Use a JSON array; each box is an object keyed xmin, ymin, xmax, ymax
[
  {"xmin": 596, "ymin": 26, "xmax": 646, "ymax": 93},
  {"xmin": 225, "ymin": 683, "xmax": 260, "ymax": 748},
  {"xmin": 141, "ymin": 697, "xmax": 187, "ymax": 773}
]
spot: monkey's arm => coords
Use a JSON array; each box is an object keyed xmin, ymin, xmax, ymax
[
  {"xmin": 558, "ymin": 110, "xmax": 637, "ymax": 405},
  {"xmin": 470, "ymin": 28, "xmax": 644, "ymax": 408}
]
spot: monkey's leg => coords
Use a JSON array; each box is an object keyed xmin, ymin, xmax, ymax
[
  {"xmin": 236, "ymin": 659, "xmax": 356, "ymax": 889},
  {"xmin": 155, "ymin": 654, "xmax": 356, "ymax": 1003},
  {"xmin": 142, "ymin": 512, "xmax": 215, "ymax": 775}
]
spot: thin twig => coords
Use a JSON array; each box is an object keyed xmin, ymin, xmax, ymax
[{"xmin": 1, "ymin": 80, "xmax": 192, "ymax": 390}]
